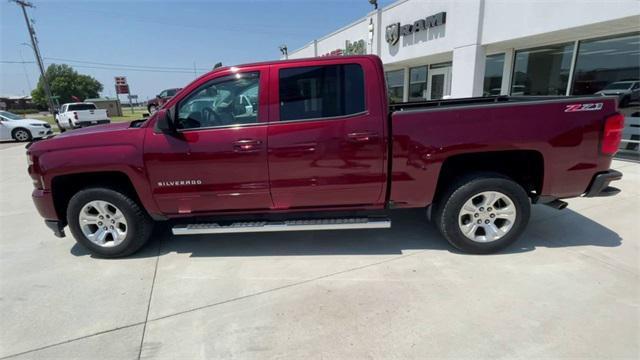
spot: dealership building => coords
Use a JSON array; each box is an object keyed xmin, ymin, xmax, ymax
[{"xmin": 287, "ymin": 0, "xmax": 640, "ymax": 103}]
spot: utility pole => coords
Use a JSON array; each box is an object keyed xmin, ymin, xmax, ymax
[{"xmin": 11, "ymin": 0, "xmax": 56, "ymax": 115}]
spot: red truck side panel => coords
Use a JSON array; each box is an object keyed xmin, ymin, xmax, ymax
[
  {"xmin": 266, "ymin": 57, "xmax": 388, "ymax": 210},
  {"xmin": 390, "ymin": 98, "xmax": 617, "ymax": 208},
  {"xmin": 143, "ymin": 66, "xmax": 272, "ymax": 215},
  {"xmin": 29, "ymin": 122, "xmax": 160, "ymax": 220}
]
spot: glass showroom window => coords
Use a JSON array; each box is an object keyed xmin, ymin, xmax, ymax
[
  {"xmin": 571, "ymin": 33, "xmax": 640, "ymax": 108},
  {"xmin": 483, "ymin": 54, "xmax": 505, "ymax": 96},
  {"xmin": 511, "ymin": 43, "xmax": 574, "ymax": 95},
  {"xmin": 386, "ymin": 70, "xmax": 404, "ymax": 103},
  {"xmin": 409, "ymin": 66, "xmax": 428, "ymax": 101}
]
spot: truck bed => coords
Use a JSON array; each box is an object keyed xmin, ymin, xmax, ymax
[{"xmin": 388, "ymin": 95, "xmax": 619, "ymax": 208}]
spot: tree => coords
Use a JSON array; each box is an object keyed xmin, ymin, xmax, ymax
[{"xmin": 31, "ymin": 64, "xmax": 103, "ymax": 108}]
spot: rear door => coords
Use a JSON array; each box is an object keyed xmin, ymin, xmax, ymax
[
  {"xmin": 144, "ymin": 68, "xmax": 272, "ymax": 214},
  {"xmin": 267, "ymin": 59, "xmax": 386, "ymax": 209}
]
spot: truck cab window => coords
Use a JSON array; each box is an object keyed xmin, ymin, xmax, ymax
[
  {"xmin": 279, "ymin": 64, "xmax": 365, "ymax": 121},
  {"xmin": 176, "ymin": 72, "xmax": 260, "ymax": 130},
  {"xmin": 67, "ymin": 103, "xmax": 96, "ymax": 111}
]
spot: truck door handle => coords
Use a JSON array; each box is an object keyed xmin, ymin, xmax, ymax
[
  {"xmin": 347, "ymin": 132, "xmax": 378, "ymax": 143},
  {"xmin": 233, "ymin": 139, "xmax": 262, "ymax": 152}
]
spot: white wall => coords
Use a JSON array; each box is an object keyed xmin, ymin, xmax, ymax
[
  {"xmin": 316, "ymin": 18, "xmax": 370, "ymax": 56},
  {"xmin": 287, "ymin": 0, "xmax": 640, "ymax": 98},
  {"xmin": 481, "ymin": 0, "xmax": 640, "ymax": 45},
  {"xmin": 287, "ymin": 42, "xmax": 315, "ymax": 59},
  {"xmin": 378, "ymin": 0, "xmax": 454, "ymax": 64}
]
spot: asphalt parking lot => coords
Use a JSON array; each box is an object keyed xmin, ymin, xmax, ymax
[{"xmin": 0, "ymin": 142, "xmax": 638, "ymax": 359}]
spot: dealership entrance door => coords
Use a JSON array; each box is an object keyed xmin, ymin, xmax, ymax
[{"xmin": 427, "ymin": 65, "xmax": 451, "ymax": 100}]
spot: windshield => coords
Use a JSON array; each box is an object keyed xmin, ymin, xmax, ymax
[
  {"xmin": 67, "ymin": 103, "xmax": 96, "ymax": 111},
  {"xmin": 0, "ymin": 111, "xmax": 23, "ymax": 120},
  {"xmin": 603, "ymin": 82, "xmax": 633, "ymax": 90}
]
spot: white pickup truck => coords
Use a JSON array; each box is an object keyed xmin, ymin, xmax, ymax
[{"xmin": 55, "ymin": 103, "xmax": 110, "ymax": 131}]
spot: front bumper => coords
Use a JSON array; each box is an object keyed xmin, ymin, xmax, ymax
[
  {"xmin": 584, "ymin": 170, "xmax": 623, "ymax": 197},
  {"xmin": 45, "ymin": 220, "xmax": 66, "ymax": 238},
  {"xmin": 30, "ymin": 127, "xmax": 53, "ymax": 138},
  {"xmin": 32, "ymin": 188, "xmax": 59, "ymax": 219},
  {"xmin": 33, "ymin": 189, "xmax": 67, "ymax": 237}
]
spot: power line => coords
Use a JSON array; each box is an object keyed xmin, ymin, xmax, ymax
[
  {"xmin": 44, "ymin": 57, "xmax": 210, "ymax": 71},
  {"xmin": 1, "ymin": 60, "xmax": 208, "ymax": 74},
  {"xmin": 46, "ymin": 63, "xmax": 204, "ymax": 74},
  {"xmin": 0, "ymin": 60, "xmax": 35, "ymax": 64},
  {"xmin": 10, "ymin": 0, "xmax": 56, "ymax": 114}
]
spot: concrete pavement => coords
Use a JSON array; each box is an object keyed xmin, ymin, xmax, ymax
[{"xmin": 0, "ymin": 143, "xmax": 638, "ymax": 359}]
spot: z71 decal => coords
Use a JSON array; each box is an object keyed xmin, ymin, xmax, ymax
[{"xmin": 564, "ymin": 103, "xmax": 603, "ymax": 112}]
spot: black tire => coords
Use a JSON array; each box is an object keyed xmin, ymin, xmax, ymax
[
  {"xmin": 433, "ymin": 173, "xmax": 531, "ymax": 254},
  {"xmin": 12, "ymin": 128, "xmax": 32, "ymax": 142},
  {"xmin": 148, "ymin": 105, "xmax": 157, "ymax": 114},
  {"xmin": 67, "ymin": 187, "xmax": 154, "ymax": 258},
  {"xmin": 55, "ymin": 119, "xmax": 65, "ymax": 133}
]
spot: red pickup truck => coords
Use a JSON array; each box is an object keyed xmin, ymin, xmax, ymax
[{"xmin": 26, "ymin": 55, "xmax": 624, "ymax": 258}]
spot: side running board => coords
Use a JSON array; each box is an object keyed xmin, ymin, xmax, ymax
[{"xmin": 172, "ymin": 217, "xmax": 391, "ymax": 235}]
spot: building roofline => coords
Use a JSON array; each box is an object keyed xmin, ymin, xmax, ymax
[{"xmin": 288, "ymin": 0, "xmax": 411, "ymax": 56}]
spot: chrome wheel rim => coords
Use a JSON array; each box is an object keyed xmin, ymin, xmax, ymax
[
  {"xmin": 79, "ymin": 200, "xmax": 128, "ymax": 247},
  {"xmin": 458, "ymin": 191, "xmax": 516, "ymax": 243},
  {"xmin": 15, "ymin": 130, "xmax": 29, "ymax": 141}
]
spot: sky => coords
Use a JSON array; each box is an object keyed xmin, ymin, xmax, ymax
[{"xmin": 1, "ymin": 0, "xmax": 395, "ymax": 101}]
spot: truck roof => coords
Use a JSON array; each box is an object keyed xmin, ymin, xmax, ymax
[{"xmin": 208, "ymin": 55, "xmax": 380, "ymax": 74}]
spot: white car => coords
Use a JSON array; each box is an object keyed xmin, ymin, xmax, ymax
[
  {"xmin": 55, "ymin": 102, "xmax": 110, "ymax": 131},
  {"xmin": 595, "ymin": 81, "xmax": 640, "ymax": 108},
  {"xmin": 0, "ymin": 110, "xmax": 53, "ymax": 142}
]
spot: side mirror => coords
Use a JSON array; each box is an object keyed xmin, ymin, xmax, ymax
[{"xmin": 154, "ymin": 108, "xmax": 176, "ymax": 134}]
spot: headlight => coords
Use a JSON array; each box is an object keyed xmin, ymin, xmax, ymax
[{"xmin": 30, "ymin": 123, "xmax": 43, "ymax": 127}]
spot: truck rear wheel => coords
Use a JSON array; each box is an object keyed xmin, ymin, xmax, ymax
[
  {"xmin": 434, "ymin": 173, "xmax": 531, "ymax": 254},
  {"xmin": 67, "ymin": 187, "xmax": 153, "ymax": 258}
]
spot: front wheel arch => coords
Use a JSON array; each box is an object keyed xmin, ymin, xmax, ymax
[{"xmin": 51, "ymin": 171, "xmax": 144, "ymax": 224}]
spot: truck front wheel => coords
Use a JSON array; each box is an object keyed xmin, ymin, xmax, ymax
[
  {"xmin": 67, "ymin": 188, "xmax": 154, "ymax": 258},
  {"xmin": 434, "ymin": 173, "xmax": 531, "ymax": 254}
]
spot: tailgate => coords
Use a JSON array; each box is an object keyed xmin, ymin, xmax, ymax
[{"xmin": 76, "ymin": 109, "xmax": 107, "ymax": 122}]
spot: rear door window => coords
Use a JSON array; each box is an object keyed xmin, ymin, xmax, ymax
[
  {"xmin": 67, "ymin": 104, "xmax": 96, "ymax": 111},
  {"xmin": 278, "ymin": 64, "xmax": 365, "ymax": 121}
]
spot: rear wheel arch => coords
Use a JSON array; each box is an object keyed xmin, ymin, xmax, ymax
[
  {"xmin": 433, "ymin": 150, "xmax": 544, "ymax": 205},
  {"xmin": 433, "ymin": 172, "xmax": 531, "ymax": 254}
]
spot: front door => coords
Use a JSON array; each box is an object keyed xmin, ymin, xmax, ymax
[
  {"xmin": 267, "ymin": 60, "xmax": 386, "ymax": 209},
  {"xmin": 427, "ymin": 66, "xmax": 451, "ymax": 100},
  {"xmin": 144, "ymin": 69, "xmax": 272, "ymax": 215}
]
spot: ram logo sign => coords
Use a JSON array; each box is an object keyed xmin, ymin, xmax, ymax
[
  {"xmin": 385, "ymin": 23, "xmax": 400, "ymax": 45},
  {"xmin": 385, "ymin": 12, "xmax": 446, "ymax": 45}
]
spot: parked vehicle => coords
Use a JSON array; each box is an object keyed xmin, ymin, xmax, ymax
[
  {"xmin": 55, "ymin": 103, "xmax": 110, "ymax": 132},
  {"xmin": 147, "ymin": 88, "xmax": 181, "ymax": 114},
  {"xmin": 595, "ymin": 80, "xmax": 640, "ymax": 107},
  {"xmin": 619, "ymin": 111, "xmax": 639, "ymax": 157},
  {"xmin": 0, "ymin": 110, "xmax": 52, "ymax": 142},
  {"xmin": 27, "ymin": 55, "xmax": 624, "ymax": 258}
]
